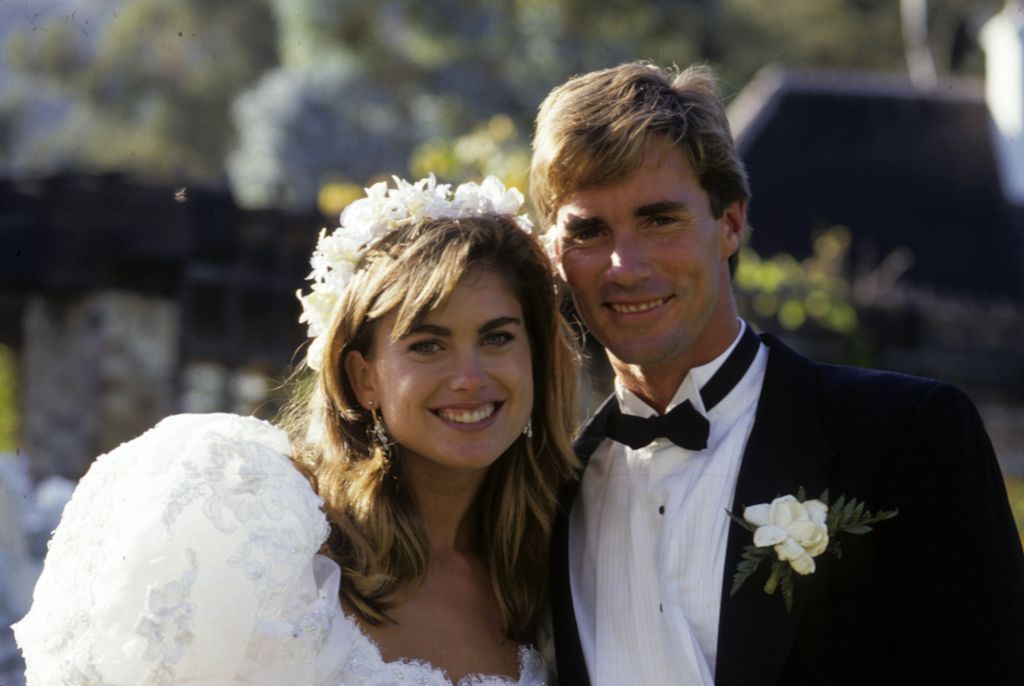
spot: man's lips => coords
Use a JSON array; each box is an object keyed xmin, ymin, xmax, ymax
[
  {"xmin": 605, "ymin": 296, "xmax": 671, "ymax": 314},
  {"xmin": 433, "ymin": 402, "xmax": 502, "ymax": 424}
]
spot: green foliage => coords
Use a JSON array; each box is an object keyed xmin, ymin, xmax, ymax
[
  {"xmin": 0, "ymin": 345, "xmax": 20, "ymax": 453},
  {"xmin": 1004, "ymin": 475, "xmax": 1024, "ymax": 546},
  {"xmin": 736, "ymin": 226, "xmax": 860, "ymax": 336},
  {"xmin": 410, "ymin": 115, "xmax": 531, "ymax": 191}
]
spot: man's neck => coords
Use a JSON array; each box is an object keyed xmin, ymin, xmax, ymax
[{"xmin": 610, "ymin": 320, "xmax": 742, "ymax": 414}]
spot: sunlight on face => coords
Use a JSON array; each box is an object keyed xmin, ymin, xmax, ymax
[{"xmin": 554, "ymin": 136, "xmax": 743, "ymax": 376}]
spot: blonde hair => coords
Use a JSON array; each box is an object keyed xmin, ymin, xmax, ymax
[
  {"xmin": 530, "ymin": 61, "xmax": 750, "ymax": 272},
  {"xmin": 282, "ymin": 213, "xmax": 579, "ymax": 640}
]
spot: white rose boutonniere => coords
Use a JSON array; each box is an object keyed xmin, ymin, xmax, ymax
[{"xmin": 728, "ymin": 488, "xmax": 898, "ymax": 611}]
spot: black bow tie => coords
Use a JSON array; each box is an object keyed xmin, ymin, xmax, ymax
[{"xmin": 604, "ymin": 325, "xmax": 760, "ymax": 451}]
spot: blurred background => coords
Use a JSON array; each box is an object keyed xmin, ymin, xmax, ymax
[{"xmin": 1, "ymin": 0, "xmax": 1023, "ymax": 680}]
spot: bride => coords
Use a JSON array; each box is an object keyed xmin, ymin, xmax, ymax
[{"xmin": 14, "ymin": 176, "xmax": 580, "ymax": 685}]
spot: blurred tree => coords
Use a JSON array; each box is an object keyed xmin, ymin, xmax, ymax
[
  {"xmin": 228, "ymin": 56, "xmax": 410, "ymax": 209},
  {"xmin": 736, "ymin": 226, "xmax": 860, "ymax": 337},
  {"xmin": 231, "ymin": 0, "xmax": 717, "ymax": 208},
  {"xmin": 718, "ymin": 0, "xmax": 906, "ymax": 86},
  {"xmin": 410, "ymin": 114, "xmax": 531, "ymax": 191},
  {"xmin": 5, "ymin": 0, "xmax": 1000, "ymax": 198},
  {"xmin": 7, "ymin": 0, "xmax": 279, "ymax": 184}
]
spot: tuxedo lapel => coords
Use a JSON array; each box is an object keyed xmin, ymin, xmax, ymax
[
  {"xmin": 714, "ymin": 334, "xmax": 835, "ymax": 686},
  {"xmin": 551, "ymin": 395, "xmax": 617, "ymax": 686}
]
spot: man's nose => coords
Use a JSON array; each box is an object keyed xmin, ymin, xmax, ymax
[{"xmin": 608, "ymin": 231, "xmax": 653, "ymax": 286}]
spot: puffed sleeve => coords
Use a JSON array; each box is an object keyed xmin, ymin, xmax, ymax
[{"xmin": 14, "ymin": 413, "xmax": 350, "ymax": 685}]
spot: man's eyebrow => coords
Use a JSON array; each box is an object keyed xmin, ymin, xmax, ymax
[{"xmin": 635, "ymin": 200, "xmax": 691, "ymax": 217}]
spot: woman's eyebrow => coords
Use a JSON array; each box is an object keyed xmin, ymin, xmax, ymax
[{"xmin": 479, "ymin": 316, "xmax": 522, "ymax": 334}]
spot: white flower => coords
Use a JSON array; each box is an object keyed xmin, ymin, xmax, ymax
[
  {"xmin": 296, "ymin": 174, "xmax": 532, "ymax": 370},
  {"xmin": 744, "ymin": 495, "xmax": 829, "ymax": 575}
]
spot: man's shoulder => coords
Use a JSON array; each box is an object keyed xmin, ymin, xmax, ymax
[
  {"xmin": 811, "ymin": 357, "xmax": 970, "ymax": 411},
  {"xmin": 761, "ymin": 332, "xmax": 965, "ymax": 408},
  {"xmin": 760, "ymin": 332, "xmax": 981, "ymax": 436}
]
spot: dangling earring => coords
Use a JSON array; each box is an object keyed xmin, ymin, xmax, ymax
[
  {"xmin": 370, "ymin": 405, "xmax": 393, "ymax": 461},
  {"xmin": 523, "ymin": 419, "xmax": 533, "ymax": 439}
]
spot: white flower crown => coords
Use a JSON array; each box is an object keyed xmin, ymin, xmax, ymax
[{"xmin": 297, "ymin": 174, "xmax": 534, "ymax": 370}]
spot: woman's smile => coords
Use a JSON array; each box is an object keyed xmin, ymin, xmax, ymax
[{"xmin": 434, "ymin": 401, "xmax": 502, "ymax": 426}]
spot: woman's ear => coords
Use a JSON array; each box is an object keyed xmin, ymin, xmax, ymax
[{"xmin": 344, "ymin": 350, "xmax": 377, "ymax": 410}]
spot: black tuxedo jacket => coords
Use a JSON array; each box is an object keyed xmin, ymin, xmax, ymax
[{"xmin": 551, "ymin": 333, "xmax": 1024, "ymax": 685}]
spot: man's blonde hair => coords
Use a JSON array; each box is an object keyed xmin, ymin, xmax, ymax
[{"xmin": 530, "ymin": 61, "xmax": 750, "ymax": 270}]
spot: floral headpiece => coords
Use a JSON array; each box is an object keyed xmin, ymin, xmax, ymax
[{"xmin": 297, "ymin": 174, "xmax": 534, "ymax": 370}]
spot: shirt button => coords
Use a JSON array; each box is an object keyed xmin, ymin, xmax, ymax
[
  {"xmin": 659, "ymin": 603, "xmax": 664, "ymax": 613},
  {"xmin": 658, "ymin": 505, "xmax": 665, "ymax": 515}
]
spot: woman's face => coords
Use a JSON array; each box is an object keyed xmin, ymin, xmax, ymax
[{"xmin": 346, "ymin": 268, "xmax": 534, "ymax": 480}]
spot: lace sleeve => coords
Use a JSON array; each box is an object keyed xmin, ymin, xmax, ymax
[{"xmin": 14, "ymin": 413, "xmax": 349, "ymax": 685}]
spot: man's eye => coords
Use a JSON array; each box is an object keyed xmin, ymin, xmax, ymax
[
  {"xmin": 565, "ymin": 227, "xmax": 601, "ymax": 242},
  {"xmin": 650, "ymin": 215, "xmax": 677, "ymax": 227}
]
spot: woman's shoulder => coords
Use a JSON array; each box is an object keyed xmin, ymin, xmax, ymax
[
  {"xmin": 74, "ymin": 412, "xmax": 327, "ymax": 554},
  {"xmin": 15, "ymin": 413, "xmax": 350, "ymax": 684},
  {"xmin": 121, "ymin": 411, "xmax": 292, "ymax": 465}
]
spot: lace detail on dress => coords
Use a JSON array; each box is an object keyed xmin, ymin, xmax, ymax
[
  {"xmin": 162, "ymin": 428, "xmax": 301, "ymax": 535},
  {"xmin": 336, "ymin": 612, "xmax": 549, "ymax": 686},
  {"xmin": 134, "ymin": 548, "xmax": 199, "ymax": 684}
]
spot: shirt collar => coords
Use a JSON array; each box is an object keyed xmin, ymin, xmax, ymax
[{"xmin": 614, "ymin": 319, "xmax": 749, "ymax": 419}]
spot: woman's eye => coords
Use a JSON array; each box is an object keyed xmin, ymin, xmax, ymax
[
  {"xmin": 482, "ymin": 331, "xmax": 514, "ymax": 347},
  {"xmin": 409, "ymin": 340, "xmax": 442, "ymax": 353}
]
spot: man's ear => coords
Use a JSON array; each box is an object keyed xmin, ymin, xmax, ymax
[
  {"xmin": 718, "ymin": 199, "xmax": 747, "ymax": 260},
  {"xmin": 344, "ymin": 350, "xmax": 377, "ymax": 410}
]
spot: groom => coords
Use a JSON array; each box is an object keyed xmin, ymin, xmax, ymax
[{"xmin": 530, "ymin": 61, "xmax": 1024, "ymax": 685}]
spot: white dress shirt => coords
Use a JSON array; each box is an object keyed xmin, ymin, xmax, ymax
[{"xmin": 569, "ymin": 322, "xmax": 767, "ymax": 686}]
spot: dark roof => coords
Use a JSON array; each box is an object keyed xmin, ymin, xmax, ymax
[
  {"xmin": 730, "ymin": 68, "xmax": 1024, "ymax": 302},
  {"xmin": 0, "ymin": 174, "xmax": 242, "ymax": 295},
  {"xmin": 0, "ymin": 174, "xmax": 319, "ymax": 296}
]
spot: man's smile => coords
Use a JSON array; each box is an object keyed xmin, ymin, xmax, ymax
[{"xmin": 606, "ymin": 296, "xmax": 672, "ymax": 315}]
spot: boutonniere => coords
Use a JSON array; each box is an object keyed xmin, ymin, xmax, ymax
[{"xmin": 727, "ymin": 488, "xmax": 898, "ymax": 612}]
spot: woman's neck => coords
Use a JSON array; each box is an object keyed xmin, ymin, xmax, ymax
[{"xmin": 400, "ymin": 456, "xmax": 488, "ymax": 555}]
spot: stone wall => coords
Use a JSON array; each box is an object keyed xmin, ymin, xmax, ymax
[{"xmin": 20, "ymin": 291, "xmax": 179, "ymax": 480}]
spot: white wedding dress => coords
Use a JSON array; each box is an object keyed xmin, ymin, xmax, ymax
[{"xmin": 13, "ymin": 413, "xmax": 549, "ymax": 686}]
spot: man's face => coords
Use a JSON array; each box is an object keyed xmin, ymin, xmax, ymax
[{"xmin": 552, "ymin": 137, "xmax": 745, "ymax": 376}]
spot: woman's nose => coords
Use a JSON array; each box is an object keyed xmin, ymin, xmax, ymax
[{"xmin": 448, "ymin": 349, "xmax": 485, "ymax": 391}]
